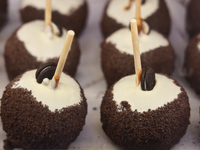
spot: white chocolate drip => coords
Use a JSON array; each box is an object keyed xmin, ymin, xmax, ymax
[
  {"xmin": 106, "ymin": 28, "xmax": 169, "ymax": 55},
  {"xmin": 112, "ymin": 74, "xmax": 182, "ymax": 113},
  {"xmin": 107, "ymin": 0, "xmax": 159, "ymax": 26},
  {"xmin": 12, "ymin": 70, "xmax": 82, "ymax": 112},
  {"xmin": 17, "ymin": 20, "xmax": 68, "ymax": 62},
  {"xmin": 21, "ymin": 0, "xmax": 84, "ymax": 16}
]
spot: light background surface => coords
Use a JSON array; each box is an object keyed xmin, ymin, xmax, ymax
[{"xmin": 0, "ymin": 0, "xmax": 199, "ymax": 149}]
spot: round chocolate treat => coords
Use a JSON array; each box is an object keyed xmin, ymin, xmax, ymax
[
  {"xmin": 20, "ymin": 0, "xmax": 88, "ymax": 37},
  {"xmin": 0, "ymin": 0, "xmax": 7, "ymax": 30},
  {"xmin": 4, "ymin": 20, "xmax": 80, "ymax": 81},
  {"xmin": 101, "ymin": 0, "xmax": 171, "ymax": 37},
  {"xmin": 186, "ymin": 0, "xmax": 200, "ymax": 38},
  {"xmin": 183, "ymin": 33, "xmax": 200, "ymax": 94},
  {"xmin": 1, "ymin": 69, "xmax": 87, "ymax": 149},
  {"xmin": 101, "ymin": 28, "xmax": 175, "ymax": 88},
  {"xmin": 100, "ymin": 74, "xmax": 190, "ymax": 150}
]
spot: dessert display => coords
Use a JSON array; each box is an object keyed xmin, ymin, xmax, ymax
[
  {"xmin": 20, "ymin": 0, "xmax": 88, "ymax": 36},
  {"xmin": 1, "ymin": 30, "xmax": 87, "ymax": 149},
  {"xmin": 183, "ymin": 33, "xmax": 200, "ymax": 94},
  {"xmin": 186, "ymin": 0, "xmax": 200, "ymax": 38},
  {"xmin": 100, "ymin": 19, "xmax": 190, "ymax": 150},
  {"xmin": 0, "ymin": 0, "xmax": 7, "ymax": 30},
  {"xmin": 4, "ymin": 1, "xmax": 80, "ymax": 81},
  {"xmin": 101, "ymin": 0, "xmax": 171, "ymax": 37},
  {"xmin": 0, "ymin": 0, "xmax": 199, "ymax": 149}
]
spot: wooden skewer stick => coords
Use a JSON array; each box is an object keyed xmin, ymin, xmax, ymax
[
  {"xmin": 53, "ymin": 30, "xmax": 75, "ymax": 88},
  {"xmin": 45, "ymin": 0, "xmax": 52, "ymax": 27},
  {"xmin": 125, "ymin": 0, "xmax": 134, "ymax": 10},
  {"xmin": 136, "ymin": 0, "xmax": 142, "ymax": 33},
  {"xmin": 130, "ymin": 19, "xmax": 142, "ymax": 86}
]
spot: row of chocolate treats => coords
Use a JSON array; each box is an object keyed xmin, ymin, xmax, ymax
[
  {"xmin": 1, "ymin": 19, "xmax": 190, "ymax": 150},
  {"xmin": 1, "ymin": 0, "xmax": 200, "ymax": 95},
  {"xmin": 0, "ymin": 0, "xmax": 198, "ymax": 38},
  {"xmin": 1, "ymin": 0, "xmax": 191, "ymax": 149},
  {"xmin": 0, "ymin": 0, "xmax": 199, "ymax": 38}
]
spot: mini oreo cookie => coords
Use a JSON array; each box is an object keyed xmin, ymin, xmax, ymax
[
  {"xmin": 141, "ymin": 67, "xmax": 155, "ymax": 91},
  {"xmin": 36, "ymin": 62, "xmax": 57, "ymax": 84},
  {"xmin": 142, "ymin": 0, "xmax": 146, "ymax": 5}
]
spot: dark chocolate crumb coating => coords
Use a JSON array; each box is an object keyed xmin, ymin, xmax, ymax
[
  {"xmin": 0, "ymin": 0, "xmax": 7, "ymax": 30},
  {"xmin": 101, "ymin": 0, "xmax": 171, "ymax": 38},
  {"xmin": 20, "ymin": 1, "xmax": 88, "ymax": 37},
  {"xmin": 100, "ymin": 75, "xmax": 190, "ymax": 150},
  {"xmin": 186, "ymin": 0, "xmax": 200, "ymax": 38},
  {"xmin": 101, "ymin": 40, "xmax": 175, "ymax": 88},
  {"xmin": 4, "ymin": 28, "xmax": 80, "ymax": 81},
  {"xmin": 1, "ymin": 73, "xmax": 87, "ymax": 149},
  {"xmin": 184, "ymin": 33, "xmax": 200, "ymax": 94}
]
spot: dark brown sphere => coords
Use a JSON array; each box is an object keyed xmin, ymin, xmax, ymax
[
  {"xmin": 101, "ymin": 0, "xmax": 171, "ymax": 37},
  {"xmin": 1, "ymin": 72, "xmax": 87, "ymax": 149},
  {"xmin": 100, "ymin": 75, "xmax": 190, "ymax": 150},
  {"xmin": 184, "ymin": 33, "xmax": 200, "ymax": 94}
]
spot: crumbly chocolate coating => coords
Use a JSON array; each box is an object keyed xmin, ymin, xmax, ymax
[
  {"xmin": 4, "ymin": 28, "xmax": 80, "ymax": 81},
  {"xmin": 100, "ymin": 75, "xmax": 190, "ymax": 150},
  {"xmin": 1, "ymin": 73, "xmax": 87, "ymax": 149},
  {"xmin": 101, "ymin": 0, "xmax": 171, "ymax": 38},
  {"xmin": 0, "ymin": 0, "xmax": 7, "ymax": 30},
  {"xmin": 20, "ymin": 1, "xmax": 88, "ymax": 37},
  {"xmin": 186, "ymin": 0, "xmax": 200, "ymax": 38},
  {"xmin": 101, "ymin": 41, "xmax": 175, "ymax": 88},
  {"xmin": 183, "ymin": 34, "xmax": 200, "ymax": 94}
]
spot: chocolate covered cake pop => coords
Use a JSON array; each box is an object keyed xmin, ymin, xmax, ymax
[
  {"xmin": 101, "ymin": 20, "xmax": 190, "ymax": 150},
  {"xmin": 101, "ymin": 0, "xmax": 171, "ymax": 37},
  {"xmin": 183, "ymin": 33, "xmax": 200, "ymax": 94},
  {"xmin": 0, "ymin": 0, "xmax": 7, "ymax": 30},
  {"xmin": 1, "ymin": 68, "xmax": 87, "ymax": 149},
  {"xmin": 4, "ymin": 20, "xmax": 80, "ymax": 81},
  {"xmin": 101, "ymin": 27, "xmax": 175, "ymax": 87},
  {"xmin": 20, "ymin": 0, "xmax": 88, "ymax": 36},
  {"xmin": 1, "ymin": 31, "xmax": 87, "ymax": 149},
  {"xmin": 100, "ymin": 72, "xmax": 190, "ymax": 150},
  {"xmin": 186, "ymin": 0, "xmax": 200, "ymax": 38}
]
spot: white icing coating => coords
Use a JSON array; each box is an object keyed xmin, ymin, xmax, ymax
[
  {"xmin": 106, "ymin": 28, "xmax": 169, "ymax": 55},
  {"xmin": 107, "ymin": 0, "xmax": 159, "ymax": 26},
  {"xmin": 12, "ymin": 70, "xmax": 82, "ymax": 112},
  {"xmin": 112, "ymin": 74, "xmax": 181, "ymax": 113},
  {"xmin": 17, "ymin": 20, "xmax": 68, "ymax": 62},
  {"xmin": 21, "ymin": 0, "xmax": 84, "ymax": 16}
]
